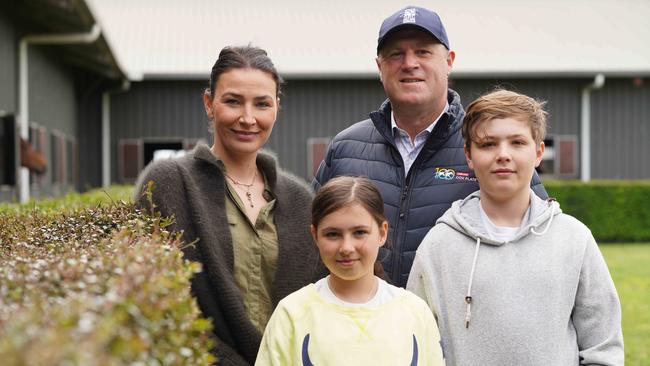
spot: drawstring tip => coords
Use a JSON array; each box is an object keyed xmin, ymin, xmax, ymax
[{"xmin": 464, "ymin": 297, "xmax": 472, "ymax": 329}]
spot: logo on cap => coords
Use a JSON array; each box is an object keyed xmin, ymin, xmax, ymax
[{"xmin": 403, "ymin": 8, "xmax": 417, "ymax": 23}]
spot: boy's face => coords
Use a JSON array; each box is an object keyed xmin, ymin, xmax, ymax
[{"xmin": 465, "ymin": 117, "xmax": 544, "ymax": 204}]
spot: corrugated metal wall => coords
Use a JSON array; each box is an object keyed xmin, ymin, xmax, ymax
[
  {"xmin": 0, "ymin": 13, "xmax": 15, "ymax": 114},
  {"xmin": 0, "ymin": 13, "xmax": 17, "ymax": 201},
  {"xmin": 27, "ymin": 48, "xmax": 78, "ymax": 198},
  {"xmin": 109, "ymin": 77, "xmax": 649, "ymax": 181},
  {"xmin": 29, "ymin": 48, "xmax": 76, "ymax": 137},
  {"xmin": 452, "ymin": 78, "xmax": 585, "ymax": 137},
  {"xmin": 592, "ymin": 78, "xmax": 650, "ymax": 179},
  {"xmin": 109, "ymin": 80, "xmax": 212, "ymax": 180},
  {"xmin": 77, "ymin": 84, "xmax": 103, "ymax": 189},
  {"xmin": 268, "ymin": 79, "xmax": 387, "ymax": 178}
]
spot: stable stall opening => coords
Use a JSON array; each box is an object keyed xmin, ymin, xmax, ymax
[{"xmin": 144, "ymin": 142, "xmax": 184, "ymax": 166}]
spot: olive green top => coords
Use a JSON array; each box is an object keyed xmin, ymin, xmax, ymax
[{"xmin": 224, "ymin": 172, "xmax": 278, "ymax": 333}]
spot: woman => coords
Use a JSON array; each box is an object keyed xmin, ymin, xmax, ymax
[{"xmin": 135, "ymin": 46, "xmax": 323, "ymax": 365}]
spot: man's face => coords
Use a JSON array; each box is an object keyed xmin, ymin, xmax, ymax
[{"xmin": 376, "ymin": 28, "xmax": 455, "ymax": 112}]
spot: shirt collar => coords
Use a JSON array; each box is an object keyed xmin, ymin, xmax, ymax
[{"xmin": 391, "ymin": 102, "xmax": 449, "ymax": 137}]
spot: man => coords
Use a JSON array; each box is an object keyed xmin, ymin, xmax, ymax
[{"xmin": 312, "ymin": 6, "xmax": 547, "ymax": 287}]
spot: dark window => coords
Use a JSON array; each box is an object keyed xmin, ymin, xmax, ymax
[
  {"xmin": 1, "ymin": 115, "xmax": 17, "ymax": 186},
  {"xmin": 144, "ymin": 142, "xmax": 183, "ymax": 167},
  {"xmin": 536, "ymin": 135, "xmax": 578, "ymax": 179},
  {"xmin": 118, "ymin": 139, "xmax": 201, "ymax": 184}
]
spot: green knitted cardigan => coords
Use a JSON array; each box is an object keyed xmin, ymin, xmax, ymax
[{"xmin": 136, "ymin": 143, "xmax": 323, "ymax": 365}]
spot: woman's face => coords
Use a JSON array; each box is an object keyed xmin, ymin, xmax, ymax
[{"xmin": 203, "ymin": 68, "xmax": 279, "ymax": 158}]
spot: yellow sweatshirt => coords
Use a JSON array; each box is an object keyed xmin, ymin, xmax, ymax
[{"xmin": 255, "ymin": 283, "xmax": 444, "ymax": 366}]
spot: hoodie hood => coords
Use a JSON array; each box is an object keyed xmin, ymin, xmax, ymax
[{"xmin": 437, "ymin": 189, "xmax": 562, "ymax": 246}]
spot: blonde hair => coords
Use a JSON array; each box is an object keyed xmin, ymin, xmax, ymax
[{"xmin": 462, "ymin": 89, "xmax": 547, "ymax": 148}]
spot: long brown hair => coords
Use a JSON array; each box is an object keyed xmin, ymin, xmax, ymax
[{"xmin": 311, "ymin": 176, "xmax": 388, "ymax": 279}]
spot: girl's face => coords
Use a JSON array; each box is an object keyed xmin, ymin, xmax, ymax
[
  {"xmin": 203, "ymin": 68, "xmax": 279, "ymax": 159},
  {"xmin": 311, "ymin": 203, "xmax": 388, "ymax": 284}
]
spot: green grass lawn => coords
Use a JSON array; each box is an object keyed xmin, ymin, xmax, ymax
[
  {"xmin": 600, "ymin": 243, "xmax": 650, "ymax": 365},
  {"xmin": 0, "ymin": 185, "xmax": 134, "ymax": 214}
]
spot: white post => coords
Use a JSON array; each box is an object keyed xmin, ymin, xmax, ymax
[
  {"xmin": 18, "ymin": 41, "xmax": 30, "ymax": 203},
  {"xmin": 102, "ymin": 92, "xmax": 110, "ymax": 187},
  {"xmin": 580, "ymin": 74, "xmax": 605, "ymax": 182}
]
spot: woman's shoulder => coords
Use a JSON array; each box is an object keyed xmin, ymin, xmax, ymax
[
  {"xmin": 142, "ymin": 157, "xmax": 180, "ymax": 179},
  {"xmin": 136, "ymin": 156, "xmax": 192, "ymax": 187},
  {"xmin": 134, "ymin": 156, "xmax": 197, "ymax": 203}
]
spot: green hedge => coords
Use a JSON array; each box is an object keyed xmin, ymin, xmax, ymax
[
  {"xmin": 0, "ymin": 185, "xmax": 134, "ymax": 215},
  {"xmin": 0, "ymin": 187, "xmax": 215, "ymax": 365},
  {"xmin": 545, "ymin": 180, "xmax": 650, "ymax": 243}
]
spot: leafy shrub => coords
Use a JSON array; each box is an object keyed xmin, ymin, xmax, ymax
[
  {"xmin": 545, "ymin": 180, "xmax": 650, "ymax": 242},
  {"xmin": 0, "ymin": 190, "xmax": 214, "ymax": 365}
]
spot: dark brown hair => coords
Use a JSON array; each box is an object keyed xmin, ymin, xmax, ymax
[
  {"xmin": 207, "ymin": 45, "xmax": 283, "ymax": 99},
  {"xmin": 462, "ymin": 89, "xmax": 547, "ymax": 149},
  {"xmin": 311, "ymin": 176, "xmax": 388, "ymax": 279}
]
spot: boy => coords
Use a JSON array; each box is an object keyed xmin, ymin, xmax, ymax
[{"xmin": 407, "ymin": 90, "xmax": 623, "ymax": 365}]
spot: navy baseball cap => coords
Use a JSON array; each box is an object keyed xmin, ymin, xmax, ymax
[{"xmin": 377, "ymin": 6, "xmax": 450, "ymax": 54}]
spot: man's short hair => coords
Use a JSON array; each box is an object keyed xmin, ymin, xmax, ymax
[{"xmin": 462, "ymin": 89, "xmax": 548, "ymax": 147}]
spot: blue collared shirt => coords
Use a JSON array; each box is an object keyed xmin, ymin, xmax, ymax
[{"xmin": 391, "ymin": 103, "xmax": 449, "ymax": 175}]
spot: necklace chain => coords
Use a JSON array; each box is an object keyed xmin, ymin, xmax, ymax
[{"xmin": 225, "ymin": 170, "xmax": 257, "ymax": 208}]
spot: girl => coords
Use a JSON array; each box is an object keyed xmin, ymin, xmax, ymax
[
  {"xmin": 135, "ymin": 46, "xmax": 323, "ymax": 365},
  {"xmin": 255, "ymin": 176, "xmax": 444, "ymax": 365}
]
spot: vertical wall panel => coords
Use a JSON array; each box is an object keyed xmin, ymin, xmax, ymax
[
  {"xmin": 269, "ymin": 79, "xmax": 387, "ymax": 178},
  {"xmin": 453, "ymin": 78, "xmax": 584, "ymax": 137},
  {"xmin": 29, "ymin": 47, "xmax": 76, "ymax": 136},
  {"xmin": 77, "ymin": 85, "xmax": 103, "ymax": 189},
  {"xmin": 592, "ymin": 78, "xmax": 650, "ymax": 179},
  {"xmin": 0, "ymin": 13, "xmax": 15, "ymax": 114}
]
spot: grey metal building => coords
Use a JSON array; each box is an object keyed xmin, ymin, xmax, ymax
[
  {"xmin": 89, "ymin": 0, "xmax": 649, "ymax": 184},
  {"xmin": 108, "ymin": 75, "xmax": 650, "ymax": 183},
  {"xmin": 0, "ymin": 0, "xmax": 125, "ymax": 203},
  {"xmin": 3, "ymin": 0, "xmax": 649, "ymax": 203}
]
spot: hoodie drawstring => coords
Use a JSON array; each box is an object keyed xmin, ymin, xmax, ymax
[
  {"xmin": 464, "ymin": 236, "xmax": 481, "ymax": 329},
  {"xmin": 530, "ymin": 198, "xmax": 557, "ymax": 236}
]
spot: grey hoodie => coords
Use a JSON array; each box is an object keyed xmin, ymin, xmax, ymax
[{"xmin": 407, "ymin": 190, "xmax": 623, "ymax": 366}]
